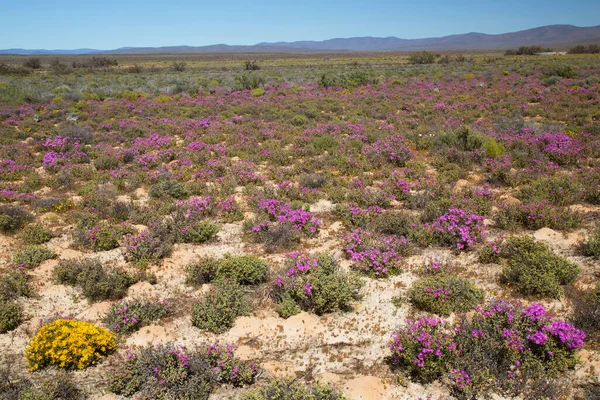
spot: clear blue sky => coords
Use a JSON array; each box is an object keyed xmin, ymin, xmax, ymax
[{"xmin": 1, "ymin": 0, "xmax": 599, "ymax": 49}]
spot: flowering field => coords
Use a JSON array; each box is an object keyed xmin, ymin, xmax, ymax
[{"xmin": 1, "ymin": 53, "xmax": 600, "ymax": 399}]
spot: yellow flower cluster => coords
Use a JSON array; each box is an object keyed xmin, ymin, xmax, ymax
[{"xmin": 25, "ymin": 319, "xmax": 116, "ymax": 371}]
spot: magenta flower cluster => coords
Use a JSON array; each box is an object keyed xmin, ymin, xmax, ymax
[
  {"xmin": 254, "ymin": 198, "xmax": 320, "ymax": 235},
  {"xmin": 343, "ymin": 228, "xmax": 408, "ymax": 277},
  {"xmin": 430, "ymin": 208, "xmax": 485, "ymax": 250}
]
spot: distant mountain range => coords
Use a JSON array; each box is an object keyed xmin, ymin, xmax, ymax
[{"xmin": 2, "ymin": 24, "xmax": 599, "ymax": 55}]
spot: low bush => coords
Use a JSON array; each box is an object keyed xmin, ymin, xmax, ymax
[
  {"xmin": 517, "ymin": 176, "xmax": 579, "ymax": 206},
  {"xmin": 569, "ymin": 284, "xmax": 600, "ymax": 343},
  {"xmin": 389, "ymin": 317, "xmax": 457, "ymax": 383},
  {"xmin": 102, "ymin": 298, "xmax": 169, "ymax": 334},
  {"xmin": 369, "ymin": 210, "xmax": 417, "ymax": 236},
  {"xmin": 0, "ymin": 205, "xmax": 32, "ymax": 233},
  {"xmin": 191, "ymin": 280, "xmax": 249, "ymax": 333},
  {"xmin": 409, "ymin": 276, "xmax": 485, "ymax": 316},
  {"xmin": 0, "ymin": 267, "xmax": 35, "ymax": 301},
  {"xmin": 215, "ymin": 254, "xmax": 269, "ymax": 285},
  {"xmin": 13, "ymin": 245, "xmax": 56, "ymax": 268},
  {"xmin": 185, "ymin": 257, "xmax": 219, "ymax": 286},
  {"xmin": 408, "ymin": 51, "xmax": 436, "ymax": 64},
  {"xmin": 334, "ymin": 203, "xmax": 386, "ymax": 228},
  {"xmin": 389, "ymin": 300, "xmax": 585, "ymax": 396},
  {"xmin": 246, "ymin": 198, "xmax": 320, "ymax": 250},
  {"xmin": 241, "ymin": 378, "xmax": 346, "ymax": 399},
  {"xmin": 19, "ymin": 223, "xmax": 53, "ymax": 245},
  {"xmin": 0, "ymin": 372, "xmax": 82, "ymax": 400},
  {"xmin": 343, "ymin": 229, "xmax": 410, "ymax": 278},
  {"xmin": 149, "ymin": 180, "xmax": 188, "ymax": 200},
  {"xmin": 499, "ymin": 236, "xmax": 580, "ymax": 298},
  {"xmin": 0, "ymin": 300, "xmax": 22, "ymax": 333},
  {"xmin": 54, "ymin": 259, "xmax": 136, "ymax": 301},
  {"xmin": 73, "ymin": 222, "xmax": 133, "ymax": 251},
  {"xmin": 583, "ymin": 228, "xmax": 600, "ymax": 259},
  {"xmin": 271, "ymin": 253, "xmax": 363, "ymax": 318},
  {"xmin": 429, "ymin": 208, "xmax": 485, "ymax": 250},
  {"xmin": 452, "ymin": 300, "xmax": 584, "ymax": 397},
  {"xmin": 123, "ymin": 230, "xmax": 173, "ymax": 268},
  {"xmin": 495, "ymin": 201, "xmax": 581, "ymax": 231},
  {"xmin": 177, "ymin": 220, "xmax": 219, "ymax": 243},
  {"xmin": 25, "ymin": 319, "xmax": 116, "ymax": 371},
  {"xmin": 107, "ymin": 342, "xmax": 256, "ymax": 399}
]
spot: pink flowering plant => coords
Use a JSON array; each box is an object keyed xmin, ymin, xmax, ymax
[
  {"xmin": 107, "ymin": 342, "xmax": 256, "ymax": 398},
  {"xmin": 429, "ymin": 208, "xmax": 485, "ymax": 250},
  {"xmin": 451, "ymin": 300, "xmax": 585, "ymax": 397},
  {"xmin": 343, "ymin": 228, "xmax": 410, "ymax": 278},
  {"xmin": 123, "ymin": 228, "xmax": 173, "ymax": 269},
  {"xmin": 389, "ymin": 317, "xmax": 458, "ymax": 383},
  {"xmin": 270, "ymin": 252, "xmax": 363, "ymax": 318},
  {"xmin": 390, "ymin": 300, "xmax": 585, "ymax": 396},
  {"xmin": 102, "ymin": 298, "xmax": 168, "ymax": 334}
]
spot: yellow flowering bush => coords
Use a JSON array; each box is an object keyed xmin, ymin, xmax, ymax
[{"xmin": 25, "ymin": 319, "xmax": 116, "ymax": 371}]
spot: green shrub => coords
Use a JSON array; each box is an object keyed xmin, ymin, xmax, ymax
[
  {"xmin": 409, "ymin": 276, "xmax": 485, "ymax": 316},
  {"xmin": 0, "ymin": 300, "xmax": 22, "ymax": 333},
  {"xmin": 312, "ymin": 135, "xmax": 338, "ymax": 152},
  {"xmin": 235, "ymin": 74, "xmax": 264, "ymax": 90},
  {"xmin": 291, "ymin": 114, "xmax": 309, "ymax": 126},
  {"xmin": 495, "ymin": 202, "xmax": 581, "ymax": 231},
  {"xmin": 0, "ymin": 205, "xmax": 32, "ymax": 233},
  {"xmin": 240, "ymin": 378, "xmax": 346, "ymax": 400},
  {"xmin": 185, "ymin": 257, "xmax": 219, "ymax": 286},
  {"xmin": 73, "ymin": 223, "xmax": 133, "ymax": 251},
  {"xmin": 122, "ymin": 228, "xmax": 174, "ymax": 268},
  {"xmin": 93, "ymin": 156, "xmax": 120, "ymax": 170},
  {"xmin": 13, "ymin": 245, "xmax": 56, "ymax": 268},
  {"xmin": 271, "ymin": 253, "xmax": 363, "ymax": 317},
  {"xmin": 500, "ymin": 236, "xmax": 580, "ymax": 298},
  {"xmin": 569, "ymin": 284, "xmax": 600, "ymax": 343},
  {"xmin": 408, "ymin": 51, "xmax": 436, "ymax": 64},
  {"xmin": 583, "ymin": 229, "xmax": 600, "ymax": 259},
  {"xmin": 0, "ymin": 372, "xmax": 82, "ymax": 400},
  {"xmin": 102, "ymin": 298, "xmax": 168, "ymax": 333},
  {"xmin": 149, "ymin": 180, "xmax": 188, "ymax": 199},
  {"xmin": 20, "ymin": 224, "xmax": 53, "ymax": 245},
  {"xmin": 216, "ymin": 254, "xmax": 269, "ymax": 285},
  {"xmin": 54, "ymin": 259, "xmax": 136, "ymax": 301},
  {"xmin": 191, "ymin": 280, "xmax": 249, "ymax": 333},
  {"xmin": 0, "ymin": 267, "xmax": 35, "ymax": 301},
  {"xmin": 518, "ymin": 176, "xmax": 579, "ymax": 206},
  {"xmin": 452, "ymin": 300, "xmax": 582, "ymax": 397},
  {"xmin": 368, "ymin": 210, "xmax": 416, "ymax": 237},
  {"xmin": 107, "ymin": 342, "xmax": 256, "ymax": 399},
  {"xmin": 178, "ymin": 220, "xmax": 219, "ymax": 243},
  {"xmin": 277, "ymin": 292, "xmax": 302, "ymax": 318}
]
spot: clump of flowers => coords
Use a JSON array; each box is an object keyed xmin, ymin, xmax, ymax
[
  {"xmin": 271, "ymin": 252, "xmax": 363, "ymax": 318},
  {"xmin": 102, "ymin": 298, "xmax": 169, "ymax": 334},
  {"xmin": 429, "ymin": 208, "xmax": 485, "ymax": 250},
  {"xmin": 216, "ymin": 197, "xmax": 244, "ymax": 222},
  {"xmin": 389, "ymin": 317, "xmax": 458, "ymax": 382},
  {"xmin": 254, "ymin": 198, "xmax": 321, "ymax": 235},
  {"xmin": 389, "ymin": 300, "xmax": 586, "ymax": 395},
  {"xmin": 334, "ymin": 202, "xmax": 386, "ymax": 227},
  {"xmin": 362, "ymin": 134, "xmax": 413, "ymax": 167},
  {"xmin": 107, "ymin": 342, "xmax": 257, "ymax": 398},
  {"xmin": 452, "ymin": 300, "xmax": 585, "ymax": 396},
  {"xmin": 343, "ymin": 229, "xmax": 410, "ymax": 277},
  {"xmin": 123, "ymin": 230, "xmax": 172, "ymax": 268},
  {"xmin": 25, "ymin": 319, "xmax": 116, "ymax": 371}
]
